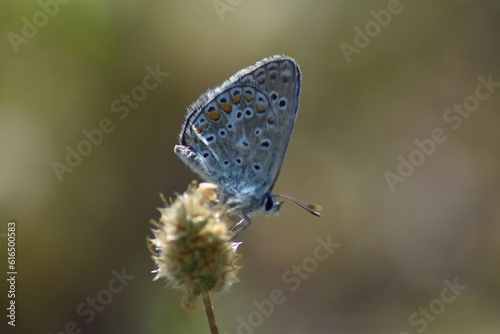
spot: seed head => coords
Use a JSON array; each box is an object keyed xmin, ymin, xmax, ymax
[{"xmin": 148, "ymin": 181, "xmax": 241, "ymax": 310}]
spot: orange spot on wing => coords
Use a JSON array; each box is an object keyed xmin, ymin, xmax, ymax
[
  {"xmin": 231, "ymin": 96, "xmax": 241, "ymax": 104},
  {"xmin": 244, "ymin": 95, "xmax": 253, "ymax": 101},
  {"xmin": 256, "ymin": 105, "xmax": 266, "ymax": 113},
  {"xmin": 195, "ymin": 127, "xmax": 203, "ymax": 133},
  {"xmin": 207, "ymin": 110, "xmax": 221, "ymax": 120},
  {"xmin": 220, "ymin": 103, "xmax": 232, "ymax": 113}
]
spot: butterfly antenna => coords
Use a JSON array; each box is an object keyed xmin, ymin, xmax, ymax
[{"xmin": 276, "ymin": 194, "xmax": 322, "ymax": 217}]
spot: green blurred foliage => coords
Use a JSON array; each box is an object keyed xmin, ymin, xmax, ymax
[{"xmin": 0, "ymin": 0, "xmax": 499, "ymax": 333}]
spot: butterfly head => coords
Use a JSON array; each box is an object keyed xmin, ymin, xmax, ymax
[
  {"xmin": 262, "ymin": 193, "xmax": 283, "ymax": 216},
  {"xmin": 245, "ymin": 192, "xmax": 323, "ymax": 217}
]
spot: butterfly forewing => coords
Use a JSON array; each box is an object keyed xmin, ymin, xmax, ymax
[{"xmin": 177, "ymin": 55, "xmax": 301, "ymax": 198}]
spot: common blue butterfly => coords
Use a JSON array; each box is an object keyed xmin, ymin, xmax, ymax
[{"xmin": 175, "ymin": 55, "xmax": 320, "ymax": 230}]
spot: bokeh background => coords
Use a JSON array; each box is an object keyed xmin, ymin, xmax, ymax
[{"xmin": 1, "ymin": 1, "xmax": 499, "ymax": 333}]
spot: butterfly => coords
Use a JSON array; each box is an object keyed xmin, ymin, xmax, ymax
[{"xmin": 175, "ymin": 55, "xmax": 320, "ymax": 231}]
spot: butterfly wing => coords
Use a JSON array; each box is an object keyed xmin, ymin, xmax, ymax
[{"xmin": 176, "ymin": 55, "xmax": 301, "ymax": 198}]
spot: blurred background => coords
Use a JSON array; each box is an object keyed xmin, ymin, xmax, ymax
[{"xmin": 1, "ymin": 1, "xmax": 499, "ymax": 333}]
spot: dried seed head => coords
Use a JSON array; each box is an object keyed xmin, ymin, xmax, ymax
[{"xmin": 148, "ymin": 181, "xmax": 241, "ymax": 310}]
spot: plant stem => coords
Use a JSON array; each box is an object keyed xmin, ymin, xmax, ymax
[{"xmin": 202, "ymin": 291, "xmax": 219, "ymax": 334}]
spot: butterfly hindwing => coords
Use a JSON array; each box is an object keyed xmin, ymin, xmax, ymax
[{"xmin": 176, "ymin": 55, "xmax": 301, "ymax": 198}]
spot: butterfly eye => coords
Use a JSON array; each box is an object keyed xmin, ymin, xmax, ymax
[{"xmin": 264, "ymin": 195, "xmax": 274, "ymax": 211}]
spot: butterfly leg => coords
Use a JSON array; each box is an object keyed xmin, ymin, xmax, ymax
[{"xmin": 231, "ymin": 214, "xmax": 252, "ymax": 236}]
